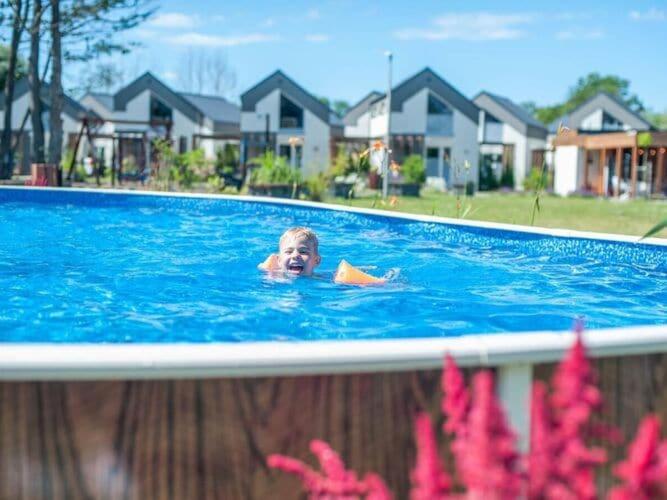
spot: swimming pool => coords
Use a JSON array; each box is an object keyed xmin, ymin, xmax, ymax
[
  {"xmin": 1, "ymin": 186, "xmax": 665, "ymax": 343},
  {"xmin": 1, "ymin": 186, "xmax": 666, "ymax": 498}
]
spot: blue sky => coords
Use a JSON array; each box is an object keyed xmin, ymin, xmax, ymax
[{"xmin": 109, "ymin": 0, "xmax": 667, "ymax": 111}]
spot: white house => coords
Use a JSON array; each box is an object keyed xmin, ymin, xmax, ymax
[
  {"xmin": 0, "ymin": 78, "xmax": 97, "ymax": 175},
  {"xmin": 550, "ymin": 92, "xmax": 656, "ymax": 197},
  {"xmin": 474, "ymin": 92, "xmax": 548, "ymax": 190},
  {"xmin": 240, "ymin": 70, "xmax": 343, "ymax": 178},
  {"xmin": 81, "ymin": 72, "xmax": 239, "ymax": 174},
  {"xmin": 344, "ymin": 67, "xmax": 479, "ymax": 190}
]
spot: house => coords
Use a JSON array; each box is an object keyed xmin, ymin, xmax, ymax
[
  {"xmin": 0, "ymin": 78, "xmax": 99, "ymax": 175},
  {"xmin": 81, "ymin": 72, "xmax": 240, "ymax": 174},
  {"xmin": 474, "ymin": 91, "xmax": 548, "ymax": 190},
  {"xmin": 239, "ymin": 70, "xmax": 343, "ymax": 178},
  {"xmin": 549, "ymin": 92, "xmax": 661, "ymax": 197},
  {"xmin": 344, "ymin": 67, "xmax": 479, "ymax": 190}
]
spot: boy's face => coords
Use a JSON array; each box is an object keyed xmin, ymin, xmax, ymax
[{"xmin": 278, "ymin": 234, "xmax": 321, "ymax": 276}]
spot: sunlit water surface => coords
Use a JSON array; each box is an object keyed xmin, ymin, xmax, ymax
[{"xmin": 0, "ymin": 189, "xmax": 665, "ymax": 342}]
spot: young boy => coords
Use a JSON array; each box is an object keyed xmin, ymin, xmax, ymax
[{"xmin": 259, "ymin": 227, "xmax": 322, "ymax": 276}]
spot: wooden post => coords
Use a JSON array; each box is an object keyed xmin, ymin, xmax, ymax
[
  {"xmin": 656, "ymin": 147, "xmax": 665, "ymax": 195},
  {"xmin": 614, "ymin": 148, "xmax": 622, "ymax": 198},
  {"xmin": 598, "ymin": 148, "xmax": 606, "ymax": 196},
  {"xmin": 583, "ymin": 148, "xmax": 589, "ymax": 191},
  {"xmin": 118, "ymin": 137, "xmax": 124, "ymax": 185},
  {"xmin": 83, "ymin": 119, "xmax": 99, "ymax": 186},
  {"xmin": 631, "ymin": 146, "xmax": 638, "ymax": 197},
  {"xmin": 66, "ymin": 121, "xmax": 86, "ymax": 181},
  {"xmin": 111, "ymin": 136, "xmax": 116, "ymax": 187}
]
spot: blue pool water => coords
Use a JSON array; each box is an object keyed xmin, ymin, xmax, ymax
[{"xmin": 1, "ymin": 188, "xmax": 665, "ymax": 342}]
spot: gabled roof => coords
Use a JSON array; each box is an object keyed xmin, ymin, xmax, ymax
[
  {"xmin": 114, "ymin": 71, "xmax": 204, "ymax": 124},
  {"xmin": 240, "ymin": 70, "xmax": 333, "ymax": 125},
  {"xmin": 181, "ymin": 93, "xmax": 240, "ymax": 124},
  {"xmin": 548, "ymin": 92, "xmax": 653, "ymax": 133},
  {"xmin": 0, "ymin": 78, "xmax": 99, "ymax": 121},
  {"xmin": 343, "ymin": 91, "xmax": 383, "ymax": 126},
  {"xmin": 371, "ymin": 67, "xmax": 479, "ymax": 124},
  {"xmin": 86, "ymin": 92, "xmax": 114, "ymax": 110},
  {"xmin": 474, "ymin": 91, "xmax": 547, "ymax": 140}
]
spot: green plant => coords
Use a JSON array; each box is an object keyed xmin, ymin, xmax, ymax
[
  {"xmin": 330, "ymin": 145, "xmax": 352, "ymax": 177},
  {"xmin": 500, "ymin": 166, "xmax": 515, "ymax": 189},
  {"xmin": 215, "ymin": 143, "xmax": 239, "ymax": 177},
  {"xmin": 303, "ymin": 174, "xmax": 328, "ymax": 202},
  {"xmin": 524, "ymin": 166, "xmax": 552, "ymax": 192},
  {"xmin": 401, "ymin": 155, "xmax": 426, "ymax": 184},
  {"xmin": 249, "ymin": 152, "xmax": 301, "ymax": 185},
  {"xmin": 478, "ymin": 160, "xmax": 499, "ymax": 191}
]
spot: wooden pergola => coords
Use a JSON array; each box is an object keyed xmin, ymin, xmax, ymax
[{"xmin": 553, "ymin": 130, "xmax": 667, "ymax": 198}]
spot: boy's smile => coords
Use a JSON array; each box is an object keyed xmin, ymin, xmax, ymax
[{"xmin": 278, "ymin": 235, "xmax": 321, "ymax": 277}]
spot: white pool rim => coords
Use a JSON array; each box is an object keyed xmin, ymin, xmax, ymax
[{"xmin": 1, "ymin": 186, "xmax": 665, "ymax": 381}]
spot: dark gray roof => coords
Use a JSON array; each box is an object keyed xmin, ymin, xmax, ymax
[
  {"xmin": 371, "ymin": 68, "xmax": 479, "ymax": 124},
  {"xmin": 0, "ymin": 78, "xmax": 99, "ymax": 121},
  {"xmin": 343, "ymin": 91, "xmax": 383, "ymax": 126},
  {"xmin": 181, "ymin": 93, "xmax": 240, "ymax": 125},
  {"xmin": 548, "ymin": 92, "xmax": 653, "ymax": 133},
  {"xmin": 241, "ymin": 70, "xmax": 335, "ymax": 125},
  {"xmin": 113, "ymin": 72, "xmax": 204, "ymax": 124},
  {"xmin": 86, "ymin": 92, "xmax": 114, "ymax": 110},
  {"xmin": 474, "ymin": 91, "xmax": 547, "ymax": 140}
]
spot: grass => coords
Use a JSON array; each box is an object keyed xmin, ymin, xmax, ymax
[{"xmin": 325, "ymin": 190, "xmax": 667, "ymax": 238}]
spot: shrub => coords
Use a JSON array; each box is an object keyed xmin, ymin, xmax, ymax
[
  {"xmin": 249, "ymin": 151, "xmax": 301, "ymax": 185},
  {"xmin": 500, "ymin": 166, "xmax": 515, "ymax": 189},
  {"xmin": 401, "ymin": 155, "xmax": 426, "ymax": 184},
  {"xmin": 303, "ymin": 174, "xmax": 328, "ymax": 202},
  {"xmin": 478, "ymin": 161, "xmax": 499, "ymax": 191},
  {"xmin": 524, "ymin": 166, "xmax": 552, "ymax": 192}
]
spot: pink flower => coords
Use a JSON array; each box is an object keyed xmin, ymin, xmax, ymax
[{"xmin": 410, "ymin": 413, "xmax": 451, "ymax": 500}]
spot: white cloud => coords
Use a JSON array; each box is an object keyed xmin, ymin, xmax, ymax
[
  {"xmin": 629, "ymin": 8, "xmax": 665, "ymax": 21},
  {"xmin": 148, "ymin": 13, "xmax": 200, "ymax": 29},
  {"xmin": 556, "ymin": 29, "xmax": 604, "ymax": 40},
  {"xmin": 394, "ymin": 12, "xmax": 535, "ymax": 41},
  {"xmin": 305, "ymin": 34, "xmax": 330, "ymax": 43},
  {"xmin": 168, "ymin": 32, "xmax": 279, "ymax": 47},
  {"xmin": 261, "ymin": 18, "xmax": 275, "ymax": 28},
  {"xmin": 132, "ymin": 28, "xmax": 158, "ymax": 40},
  {"xmin": 161, "ymin": 71, "xmax": 178, "ymax": 82},
  {"xmin": 306, "ymin": 9, "xmax": 321, "ymax": 20}
]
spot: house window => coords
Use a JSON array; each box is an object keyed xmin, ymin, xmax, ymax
[
  {"xmin": 179, "ymin": 136, "xmax": 187, "ymax": 153},
  {"xmin": 278, "ymin": 144, "xmax": 302, "ymax": 168},
  {"xmin": 427, "ymin": 94, "xmax": 452, "ymax": 115},
  {"xmin": 280, "ymin": 95, "xmax": 303, "ymax": 129},
  {"xmin": 601, "ymin": 112, "xmax": 623, "ymax": 131},
  {"xmin": 150, "ymin": 96, "xmax": 172, "ymax": 123}
]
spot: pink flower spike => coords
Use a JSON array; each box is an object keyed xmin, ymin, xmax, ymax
[{"xmin": 410, "ymin": 412, "xmax": 451, "ymax": 500}]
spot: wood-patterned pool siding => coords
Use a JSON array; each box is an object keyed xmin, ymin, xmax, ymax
[{"xmin": 0, "ymin": 352, "xmax": 666, "ymax": 499}]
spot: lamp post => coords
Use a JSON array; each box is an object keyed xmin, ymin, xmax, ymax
[
  {"xmin": 288, "ymin": 136, "xmax": 301, "ymax": 169},
  {"xmin": 383, "ymin": 51, "xmax": 393, "ymax": 200}
]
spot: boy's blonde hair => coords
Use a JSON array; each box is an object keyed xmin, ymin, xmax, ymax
[{"xmin": 279, "ymin": 227, "xmax": 319, "ymax": 254}]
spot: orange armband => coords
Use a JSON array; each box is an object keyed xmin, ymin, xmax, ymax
[
  {"xmin": 258, "ymin": 254, "xmax": 281, "ymax": 272},
  {"xmin": 334, "ymin": 260, "xmax": 386, "ymax": 286}
]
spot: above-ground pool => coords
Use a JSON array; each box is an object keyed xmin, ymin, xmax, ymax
[
  {"xmin": 1, "ymin": 187, "xmax": 665, "ymax": 343},
  {"xmin": 1, "ymin": 186, "xmax": 666, "ymax": 499}
]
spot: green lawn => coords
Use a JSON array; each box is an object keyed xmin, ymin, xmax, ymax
[{"xmin": 325, "ymin": 191, "xmax": 667, "ymax": 238}]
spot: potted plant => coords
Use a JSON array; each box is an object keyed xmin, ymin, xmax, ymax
[
  {"xmin": 390, "ymin": 154, "xmax": 424, "ymax": 196},
  {"xmin": 247, "ymin": 152, "xmax": 302, "ymax": 198}
]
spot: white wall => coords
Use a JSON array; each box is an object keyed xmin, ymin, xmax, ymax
[
  {"xmin": 554, "ymin": 145, "xmax": 581, "ymax": 195},
  {"xmin": 344, "ymin": 110, "xmax": 372, "ymax": 139},
  {"xmin": 580, "ymin": 109, "xmax": 603, "ymax": 131},
  {"xmin": 240, "ymin": 89, "xmax": 280, "ymax": 132},
  {"xmin": 452, "ymin": 110, "xmax": 479, "ymax": 188},
  {"xmin": 300, "ymin": 108, "xmax": 330, "ymax": 177},
  {"xmin": 391, "ymin": 89, "xmax": 428, "ymax": 134}
]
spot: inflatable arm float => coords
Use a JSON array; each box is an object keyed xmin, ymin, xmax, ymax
[{"xmin": 258, "ymin": 255, "xmax": 386, "ymax": 285}]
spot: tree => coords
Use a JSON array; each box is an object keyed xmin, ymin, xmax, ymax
[
  {"xmin": 0, "ymin": 44, "xmax": 27, "ymax": 90},
  {"xmin": 178, "ymin": 48, "xmax": 236, "ymax": 97},
  {"xmin": 643, "ymin": 108, "xmax": 667, "ymax": 130},
  {"xmin": 73, "ymin": 61, "xmax": 123, "ymax": 95},
  {"xmin": 46, "ymin": 0, "xmax": 154, "ymax": 168},
  {"xmin": 29, "ymin": 0, "xmax": 47, "ymax": 163},
  {"xmin": 317, "ymin": 96, "xmax": 351, "ymax": 117},
  {"xmin": 0, "ymin": 0, "xmax": 29, "ymax": 179},
  {"xmin": 532, "ymin": 72, "xmax": 645, "ymax": 126}
]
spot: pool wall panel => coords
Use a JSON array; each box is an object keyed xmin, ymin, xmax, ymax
[{"xmin": 1, "ymin": 354, "xmax": 666, "ymax": 499}]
